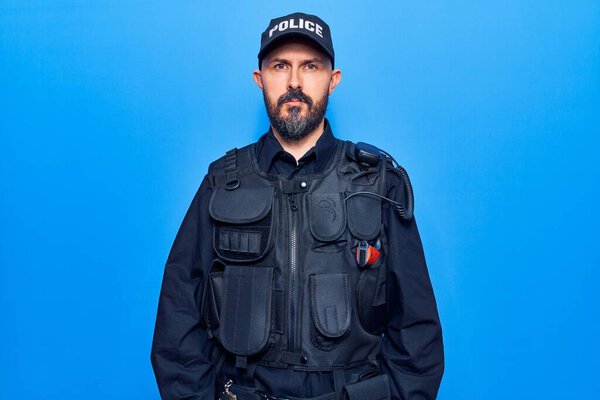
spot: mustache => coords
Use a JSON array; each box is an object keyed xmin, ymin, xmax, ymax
[{"xmin": 277, "ymin": 89, "xmax": 313, "ymax": 107}]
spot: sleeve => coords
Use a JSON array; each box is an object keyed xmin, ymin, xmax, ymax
[
  {"xmin": 379, "ymin": 165, "xmax": 445, "ymax": 400},
  {"xmin": 150, "ymin": 174, "xmax": 219, "ymax": 399}
]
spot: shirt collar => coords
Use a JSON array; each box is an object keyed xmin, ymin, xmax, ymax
[{"xmin": 257, "ymin": 118, "xmax": 336, "ymax": 173}]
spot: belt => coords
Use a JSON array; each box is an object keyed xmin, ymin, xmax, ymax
[
  {"xmin": 218, "ymin": 380, "xmax": 336, "ymax": 400},
  {"xmin": 217, "ymin": 371, "xmax": 390, "ymax": 400}
]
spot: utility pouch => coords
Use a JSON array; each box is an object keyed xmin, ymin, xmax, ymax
[
  {"xmin": 209, "ymin": 186, "xmax": 276, "ymax": 262},
  {"xmin": 219, "ymin": 266, "xmax": 274, "ymax": 357},
  {"xmin": 346, "ymin": 192, "xmax": 381, "ymax": 241},
  {"xmin": 308, "ymin": 192, "xmax": 347, "ymax": 242},
  {"xmin": 357, "ymin": 255, "xmax": 387, "ymax": 335},
  {"xmin": 309, "ymin": 273, "xmax": 351, "ymax": 349},
  {"xmin": 343, "ymin": 374, "xmax": 391, "ymax": 400},
  {"xmin": 346, "ymin": 192, "xmax": 387, "ymax": 334}
]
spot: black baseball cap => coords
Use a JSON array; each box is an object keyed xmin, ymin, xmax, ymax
[{"xmin": 257, "ymin": 12, "xmax": 335, "ymax": 69}]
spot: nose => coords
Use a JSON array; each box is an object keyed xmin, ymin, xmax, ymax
[{"xmin": 287, "ymin": 67, "xmax": 302, "ymax": 91}]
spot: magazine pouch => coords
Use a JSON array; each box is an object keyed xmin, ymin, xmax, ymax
[
  {"xmin": 209, "ymin": 186, "xmax": 275, "ymax": 263},
  {"xmin": 218, "ymin": 265, "xmax": 274, "ymax": 357}
]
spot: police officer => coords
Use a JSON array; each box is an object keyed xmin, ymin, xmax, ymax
[{"xmin": 151, "ymin": 12, "xmax": 444, "ymax": 400}]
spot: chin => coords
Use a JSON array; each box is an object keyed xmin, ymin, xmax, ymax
[{"xmin": 285, "ymin": 106, "xmax": 305, "ymax": 115}]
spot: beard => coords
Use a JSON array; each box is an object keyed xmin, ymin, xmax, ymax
[{"xmin": 263, "ymin": 87, "xmax": 329, "ymax": 142}]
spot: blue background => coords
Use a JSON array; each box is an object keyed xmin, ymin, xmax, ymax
[{"xmin": 1, "ymin": 1, "xmax": 599, "ymax": 399}]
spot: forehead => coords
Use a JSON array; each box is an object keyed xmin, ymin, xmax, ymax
[{"xmin": 262, "ymin": 37, "xmax": 329, "ymax": 63}]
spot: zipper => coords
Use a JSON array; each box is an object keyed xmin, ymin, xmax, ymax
[{"xmin": 287, "ymin": 193, "xmax": 299, "ymax": 352}]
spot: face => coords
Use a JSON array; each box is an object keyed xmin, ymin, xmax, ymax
[{"xmin": 253, "ymin": 39, "xmax": 342, "ymax": 142}]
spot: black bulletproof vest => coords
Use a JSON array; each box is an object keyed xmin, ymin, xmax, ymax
[{"xmin": 201, "ymin": 139, "xmax": 389, "ymax": 371}]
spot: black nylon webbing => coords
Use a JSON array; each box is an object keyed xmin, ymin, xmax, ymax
[
  {"xmin": 333, "ymin": 368, "xmax": 346, "ymax": 400},
  {"xmin": 225, "ymin": 148, "xmax": 239, "ymax": 189}
]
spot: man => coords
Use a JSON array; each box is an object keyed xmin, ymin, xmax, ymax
[{"xmin": 151, "ymin": 12, "xmax": 444, "ymax": 400}]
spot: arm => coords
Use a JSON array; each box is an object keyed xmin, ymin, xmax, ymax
[
  {"xmin": 380, "ymin": 166, "xmax": 445, "ymax": 399},
  {"xmin": 151, "ymin": 175, "xmax": 218, "ymax": 399}
]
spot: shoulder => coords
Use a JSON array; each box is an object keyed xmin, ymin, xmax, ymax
[
  {"xmin": 343, "ymin": 139, "xmax": 414, "ymax": 217},
  {"xmin": 374, "ymin": 144, "xmax": 415, "ymax": 221},
  {"xmin": 342, "ymin": 139, "xmax": 412, "ymax": 188},
  {"xmin": 207, "ymin": 142, "xmax": 256, "ymax": 183},
  {"xmin": 345, "ymin": 140, "xmax": 411, "ymax": 180}
]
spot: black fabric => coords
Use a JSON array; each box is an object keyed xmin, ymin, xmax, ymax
[
  {"xmin": 209, "ymin": 186, "xmax": 274, "ymax": 224},
  {"xmin": 255, "ymin": 119, "xmax": 336, "ymax": 178},
  {"xmin": 206, "ymin": 140, "xmax": 385, "ymax": 371},
  {"xmin": 257, "ymin": 12, "xmax": 335, "ymax": 68},
  {"xmin": 220, "ymin": 266, "xmax": 274, "ymax": 356},
  {"xmin": 218, "ymin": 229, "xmax": 262, "ymax": 255},
  {"xmin": 356, "ymin": 256, "xmax": 387, "ymax": 335},
  {"xmin": 218, "ymin": 379, "xmax": 338, "ymax": 400},
  {"xmin": 308, "ymin": 192, "xmax": 346, "ymax": 242},
  {"xmin": 200, "ymin": 270, "xmax": 224, "ymax": 335},
  {"xmin": 151, "ymin": 119, "xmax": 444, "ymax": 400},
  {"xmin": 346, "ymin": 193, "xmax": 381, "ymax": 241},
  {"xmin": 209, "ymin": 186, "xmax": 275, "ymax": 263},
  {"xmin": 338, "ymin": 162, "xmax": 380, "ymax": 186},
  {"xmin": 343, "ymin": 374, "xmax": 390, "ymax": 400},
  {"xmin": 310, "ymin": 273, "xmax": 350, "ymax": 338}
]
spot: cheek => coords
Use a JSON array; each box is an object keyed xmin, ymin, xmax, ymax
[
  {"xmin": 262, "ymin": 74, "xmax": 287, "ymax": 94},
  {"xmin": 304, "ymin": 78, "xmax": 331, "ymax": 99},
  {"xmin": 304, "ymin": 87, "xmax": 329, "ymax": 105},
  {"xmin": 264, "ymin": 91, "xmax": 283, "ymax": 110},
  {"xmin": 263, "ymin": 85, "xmax": 285, "ymax": 105}
]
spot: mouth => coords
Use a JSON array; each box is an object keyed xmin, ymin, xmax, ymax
[{"xmin": 285, "ymin": 99, "xmax": 304, "ymax": 104}]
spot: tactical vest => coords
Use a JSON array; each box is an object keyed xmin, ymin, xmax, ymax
[{"xmin": 201, "ymin": 139, "xmax": 391, "ymax": 376}]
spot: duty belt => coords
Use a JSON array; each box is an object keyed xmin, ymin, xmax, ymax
[
  {"xmin": 219, "ymin": 375, "xmax": 391, "ymax": 400},
  {"xmin": 220, "ymin": 380, "xmax": 336, "ymax": 400}
]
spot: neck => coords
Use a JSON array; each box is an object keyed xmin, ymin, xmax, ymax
[{"xmin": 271, "ymin": 119, "xmax": 326, "ymax": 164}]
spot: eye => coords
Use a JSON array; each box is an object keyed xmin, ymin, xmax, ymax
[
  {"xmin": 305, "ymin": 63, "xmax": 318, "ymax": 70},
  {"xmin": 273, "ymin": 63, "xmax": 286, "ymax": 70}
]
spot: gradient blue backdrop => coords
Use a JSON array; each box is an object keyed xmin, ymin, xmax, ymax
[{"xmin": 1, "ymin": 1, "xmax": 599, "ymax": 399}]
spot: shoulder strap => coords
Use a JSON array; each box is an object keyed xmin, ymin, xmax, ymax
[
  {"xmin": 209, "ymin": 144, "xmax": 257, "ymax": 188},
  {"xmin": 224, "ymin": 148, "xmax": 240, "ymax": 190}
]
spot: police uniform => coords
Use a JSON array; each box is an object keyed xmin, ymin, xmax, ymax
[{"xmin": 151, "ymin": 13, "xmax": 444, "ymax": 400}]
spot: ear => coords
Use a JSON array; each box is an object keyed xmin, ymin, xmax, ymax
[
  {"xmin": 328, "ymin": 68, "xmax": 342, "ymax": 95},
  {"xmin": 253, "ymin": 69, "xmax": 264, "ymax": 91}
]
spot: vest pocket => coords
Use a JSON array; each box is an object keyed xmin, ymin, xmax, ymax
[
  {"xmin": 218, "ymin": 265, "xmax": 274, "ymax": 356},
  {"xmin": 345, "ymin": 192, "xmax": 387, "ymax": 334},
  {"xmin": 209, "ymin": 186, "xmax": 275, "ymax": 262},
  {"xmin": 346, "ymin": 192, "xmax": 381, "ymax": 241},
  {"xmin": 309, "ymin": 273, "xmax": 351, "ymax": 349},
  {"xmin": 308, "ymin": 192, "xmax": 347, "ymax": 242},
  {"xmin": 357, "ymin": 255, "xmax": 387, "ymax": 335}
]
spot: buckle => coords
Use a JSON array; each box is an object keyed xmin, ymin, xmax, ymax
[
  {"xmin": 225, "ymin": 178, "xmax": 240, "ymax": 190},
  {"xmin": 222, "ymin": 379, "xmax": 237, "ymax": 400}
]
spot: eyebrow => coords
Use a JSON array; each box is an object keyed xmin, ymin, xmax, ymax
[{"xmin": 268, "ymin": 57, "xmax": 325, "ymax": 65}]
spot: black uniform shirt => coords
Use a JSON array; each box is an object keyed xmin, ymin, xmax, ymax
[
  {"xmin": 255, "ymin": 119, "xmax": 336, "ymax": 178},
  {"xmin": 151, "ymin": 118, "xmax": 445, "ymax": 399}
]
